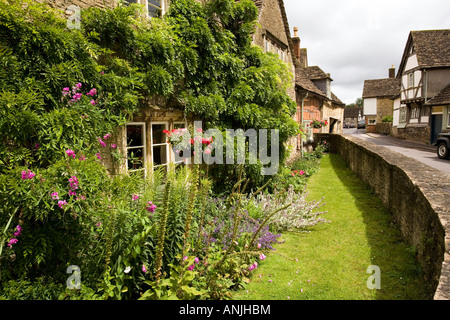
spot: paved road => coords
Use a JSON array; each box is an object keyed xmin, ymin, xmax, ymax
[{"xmin": 342, "ymin": 128, "xmax": 450, "ymax": 175}]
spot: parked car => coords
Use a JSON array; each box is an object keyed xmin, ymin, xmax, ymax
[
  {"xmin": 357, "ymin": 120, "xmax": 365, "ymax": 129},
  {"xmin": 435, "ymin": 132, "xmax": 450, "ymax": 159}
]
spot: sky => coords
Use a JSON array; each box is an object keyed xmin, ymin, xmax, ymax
[{"xmin": 283, "ymin": 0, "xmax": 450, "ymax": 105}]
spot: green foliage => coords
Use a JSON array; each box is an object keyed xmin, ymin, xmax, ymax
[{"xmin": 382, "ymin": 115, "xmax": 393, "ymax": 122}]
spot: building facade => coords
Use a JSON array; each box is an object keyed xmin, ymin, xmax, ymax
[{"xmin": 393, "ymin": 30, "xmax": 450, "ymax": 144}]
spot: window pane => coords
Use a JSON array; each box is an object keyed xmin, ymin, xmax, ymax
[
  {"xmin": 128, "ymin": 147, "xmax": 145, "ymax": 170},
  {"xmin": 127, "ymin": 125, "xmax": 143, "ymax": 147},
  {"xmin": 152, "ymin": 124, "xmax": 167, "ymax": 144},
  {"xmin": 148, "ymin": 0, "xmax": 161, "ymax": 6},
  {"xmin": 148, "ymin": 1, "xmax": 161, "ymax": 17},
  {"xmin": 174, "ymin": 123, "xmax": 186, "ymax": 129},
  {"xmin": 153, "ymin": 145, "xmax": 167, "ymax": 165}
]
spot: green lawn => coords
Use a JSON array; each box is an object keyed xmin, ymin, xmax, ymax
[{"xmin": 233, "ymin": 153, "xmax": 433, "ymax": 300}]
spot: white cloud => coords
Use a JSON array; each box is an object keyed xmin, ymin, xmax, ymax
[{"xmin": 284, "ymin": 0, "xmax": 450, "ymax": 104}]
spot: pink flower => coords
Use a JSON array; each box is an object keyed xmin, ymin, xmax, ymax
[
  {"xmin": 21, "ymin": 170, "xmax": 36, "ymax": 180},
  {"xmin": 69, "ymin": 176, "xmax": 79, "ymax": 190},
  {"xmin": 58, "ymin": 200, "xmax": 68, "ymax": 209},
  {"xmin": 142, "ymin": 264, "xmax": 147, "ymax": 273},
  {"xmin": 51, "ymin": 192, "xmax": 59, "ymax": 200},
  {"xmin": 65, "ymin": 149, "xmax": 76, "ymax": 159},
  {"xmin": 188, "ymin": 264, "xmax": 195, "ymax": 271},
  {"xmin": 132, "ymin": 194, "xmax": 139, "ymax": 201},
  {"xmin": 248, "ymin": 262, "xmax": 258, "ymax": 271},
  {"xmin": 63, "ymin": 87, "xmax": 70, "ymax": 92},
  {"xmin": 68, "ymin": 190, "xmax": 77, "ymax": 196},
  {"xmin": 90, "ymin": 100, "xmax": 96, "ymax": 106},
  {"xmin": 76, "ymin": 195, "xmax": 86, "ymax": 201},
  {"xmin": 75, "ymin": 83, "xmax": 82, "ymax": 89},
  {"xmin": 78, "ymin": 155, "xmax": 86, "ymax": 161},
  {"xmin": 96, "ymin": 152, "xmax": 102, "ymax": 160},
  {"xmin": 7, "ymin": 238, "xmax": 18, "ymax": 248},
  {"xmin": 111, "ymin": 144, "xmax": 117, "ymax": 149},
  {"xmin": 183, "ymin": 256, "xmax": 188, "ymax": 261},
  {"xmin": 103, "ymin": 134, "xmax": 111, "ymax": 140},
  {"xmin": 98, "ymin": 137, "xmax": 106, "ymax": 147},
  {"xmin": 299, "ymin": 170, "xmax": 305, "ymax": 176},
  {"xmin": 146, "ymin": 201, "xmax": 157, "ymax": 213},
  {"xmin": 257, "ymin": 243, "xmax": 261, "ymax": 249},
  {"xmin": 194, "ymin": 257, "xmax": 200, "ymax": 264},
  {"xmin": 259, "ymin": 254, "xmax": 266, "ymax": 261},
  {"xmin": 86, "ymin": 88, "xmax": 97, "ymax": 96}
]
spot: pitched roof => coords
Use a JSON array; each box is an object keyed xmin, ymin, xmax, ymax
[
  {"xmin": 398, "ymin": 30, "xmax": 450, "ymax": 74},
  {"xmin": 331, "ymin": 92, "xmax": 344, "ymax": 105},
  {"xmin": 294, "ymin": 61, "xmax": 328, "ymax": 98},
  {"xmin": 362, "ymin": 78, "xmax": 400, "ymax": 98},
  {"xmin": 425, "ymin": 84, "xmax": 450, "ymax": 106},
  {"xmin": 304, "ymin": 66, "xmax": 333, "ymax": 81},
  {"xmin": 411, "ymin": 30, "xmax": 450, "ymax": 68}
]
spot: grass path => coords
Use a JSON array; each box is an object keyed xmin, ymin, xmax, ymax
[{"xmin": 232, "ymin": 154, "xmax": 432, "ymax": 300}]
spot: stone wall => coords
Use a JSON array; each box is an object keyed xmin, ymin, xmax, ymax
[
  {"xmin": 375, "ymin": 122, "xmax": 392, "ymax": 135},
  {"xmin": 393, "ymin": 125, "xmax": 431, "ymax": 145},
  {"xmin": 315, "ymin": 133, "xmax": 450, "ymax": 300}
]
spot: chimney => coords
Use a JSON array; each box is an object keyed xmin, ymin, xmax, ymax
[
  {"xmin": 389, "ymin": 65, "xmax": 395, "ymax": 78},
  {"xmin": 300, "ymin": 48, "xmax": 308, "ymax": 68},
  {"xmin": 292, "ymin": 26, "xmax": 301, "ymax": 62}
]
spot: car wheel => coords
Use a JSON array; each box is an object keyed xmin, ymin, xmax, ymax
[{"xmin": 437, "ymin": 142, "xmax": 450, "ymax": 159}]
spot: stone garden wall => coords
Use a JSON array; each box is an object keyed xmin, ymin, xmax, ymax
[{"xmin": 315, "ymin": 133, "xmax": 450, "ymax": 300}]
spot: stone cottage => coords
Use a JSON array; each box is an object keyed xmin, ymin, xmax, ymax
[
  {"xmin": 362, "ymin": 66, "xmax": 400, "ymax": 134},
  {"xmin": 38, "ymin": 0, "xmax": 299, "ymax": 174}
]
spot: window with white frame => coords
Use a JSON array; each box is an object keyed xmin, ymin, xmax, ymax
[
  {"xmin": 126, "ymin": 123, "xmax": 146, "ymax": 173},
  {"xmin": 151, "ymin": 122, "xmax": 169, "ymax": 167},
  {"xmin": 126, "ymin": 0, "xmax": 163, "ymax": 18},
  {"xmin": 172, "ymin": 122, "xmax": 189, "ymax": 165}
]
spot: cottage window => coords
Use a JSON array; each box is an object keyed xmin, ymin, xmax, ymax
[
  {"xmin": 410, "ymin": 106, "xmax": 419, "ymax": 119},
  {"xmin": 408, "ymin": 73, "xmax": 414, "ymax": 88},
  {"xmin": 126, "ymin": 0, "xmax": 162, "ymax": 18},
  {"xmin": 126, "ymin": 123, "xmax": 146, "ymax": 173},
  {"xmin": 151, "ymin": 122, "xmax": 169, "ymax": 167},
  {"xmin": 399, "ymin": 106, "xmax": 407, "ymax": 123},
  {"xmin": 173, "ymin": 122, "xmax": 189, "ymax": 165}
]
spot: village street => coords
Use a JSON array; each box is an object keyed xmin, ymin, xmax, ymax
[{"xmin": 343, "ymin": 128, "xmax": 450, "ymax": 175}]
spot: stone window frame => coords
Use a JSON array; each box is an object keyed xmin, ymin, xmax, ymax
[{"xmin": 126, "ymin": 122, "xmax": 147, "ymax": 175}]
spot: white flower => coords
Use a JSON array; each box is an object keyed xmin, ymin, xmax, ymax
[{"xmin": 124, "ymin": 266, "xmax": 131, "ymax": 274}]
